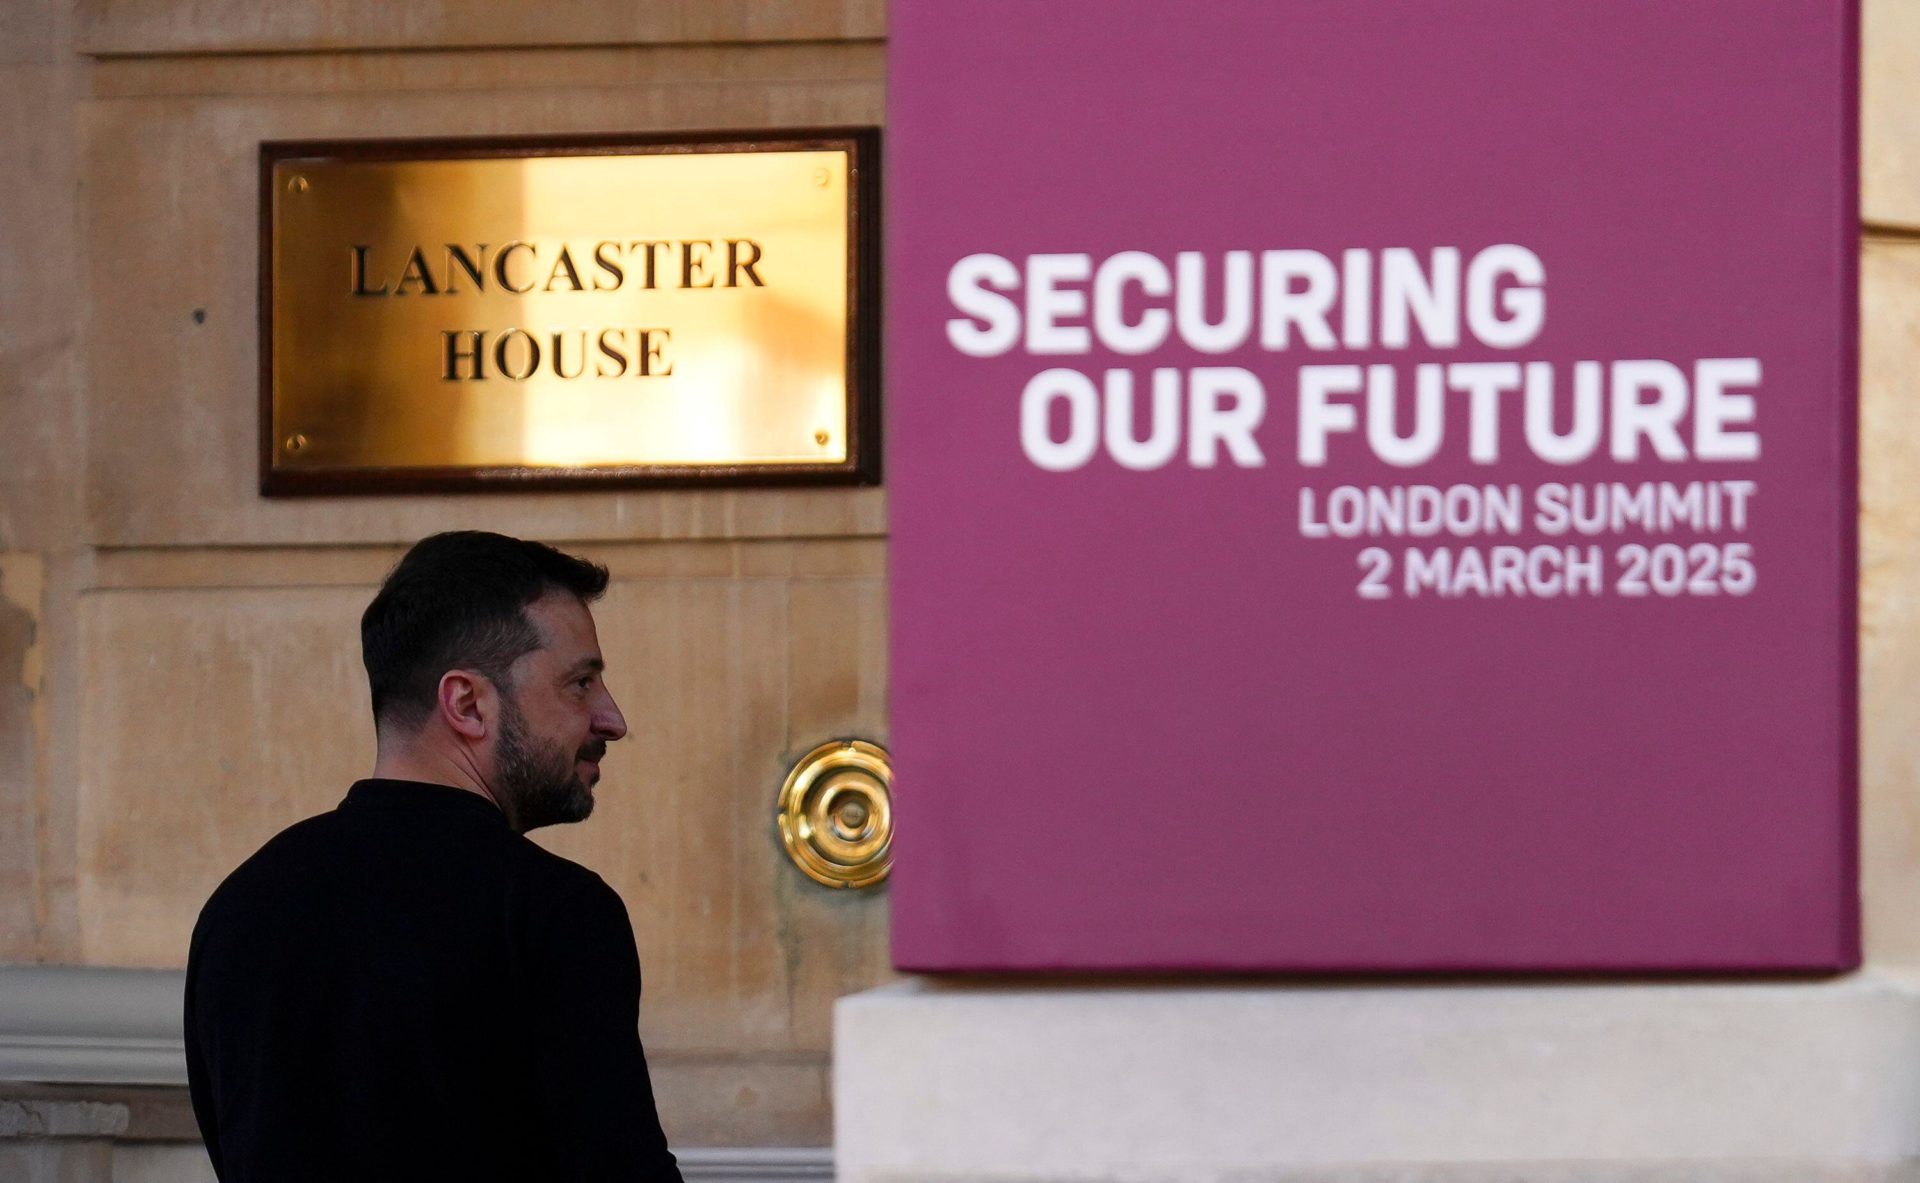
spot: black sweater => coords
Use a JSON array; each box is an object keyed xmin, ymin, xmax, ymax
[{"xmin": 185, "ymin": 778, "xmax": 682, "ymax": 1182}]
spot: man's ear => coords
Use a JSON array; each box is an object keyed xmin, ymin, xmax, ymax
[{"xmin": 436, "ymin": 670, "xmax": 491, "ymax": 741}]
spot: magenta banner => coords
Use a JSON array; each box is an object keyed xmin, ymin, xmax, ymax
[{"xmin": 887, "ymin": 1, "xmax": 1858, "ymax": 971}]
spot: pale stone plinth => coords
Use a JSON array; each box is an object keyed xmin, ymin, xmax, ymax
[{"xmin": 834, "ymin": 976, "xmax": 1920, "ymax": 1183}]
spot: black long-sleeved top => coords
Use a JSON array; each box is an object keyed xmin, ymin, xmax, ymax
[{"xmin": 184, "ymin": 778, "xmax": 681, "ymax": 1182}]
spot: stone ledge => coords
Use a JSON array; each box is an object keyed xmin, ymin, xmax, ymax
[
  {"xmin": 0, "ymin": 1084, "xmax": 199, "ymax": 1140},
  {"xmin": 0, "ymin": 966, "xmax": 187, "ymax": 1086},
  {"xmin": 834, "ymin": 975, "xmax": 1920, "ymax": 1182},
  {"xmin": 0, "ymin": 1099, "xmax": 129, "ymax": 1139},
  {"xmin": 845, "ymin": 1164, "xmax": 1920, "ymax": 1183}
]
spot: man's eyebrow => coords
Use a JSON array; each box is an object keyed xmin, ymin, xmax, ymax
[{"xmin": 564, "ymin": 657, "xmax": 606, "ymax": 677}]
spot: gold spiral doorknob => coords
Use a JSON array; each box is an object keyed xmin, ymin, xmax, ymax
[{"xmin": 777, "ymin": 739, "xmax": 892, "ymax": 888}]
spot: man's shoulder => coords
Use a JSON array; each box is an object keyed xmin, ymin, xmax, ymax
[
  {"xmin": 212, "ymin": 808, "xmax": 603, "ymax": 886},
  {"xmin": 188, "ymin": 811, "xmax": 341, "ymax": 956},
  {"xmin": 509, "ymin": 838, "xmax": 625, "ymax": 915},
  {"xmin": 512, "ymin": 847, "xmax": 639, "ymax": 976},
  {"xmin": 205, "ymin": 810, "xmax": 345, "ymax": 889},
  {"xmin": 192, "ymin": 799, "xmax": 626, "ymax": 946}
]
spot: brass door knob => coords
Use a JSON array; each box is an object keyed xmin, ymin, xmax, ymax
[{"xmin": 777, "ymin": 740, "xmax": 892, "ymax": 888}]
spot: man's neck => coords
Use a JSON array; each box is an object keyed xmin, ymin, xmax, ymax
[{"xmin": 370, "ymin": 745, "xmax": 506, "ymax": 820}]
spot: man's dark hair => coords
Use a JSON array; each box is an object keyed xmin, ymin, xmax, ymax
[{"xmin": 362, "ymin": 531, "xmax": 610, "ymax": 732}]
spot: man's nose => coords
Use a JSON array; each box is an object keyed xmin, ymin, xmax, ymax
[{"xmin": 593, "ymin": 689, "xmax": 629, "ymax": 742}]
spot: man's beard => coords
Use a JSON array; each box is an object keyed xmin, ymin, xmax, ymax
[{"xmin": 495, "ymin": 695, "xmax": 603, "ymax": 832}]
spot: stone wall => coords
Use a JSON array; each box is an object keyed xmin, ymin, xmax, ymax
[{"xmin": 1859, "ymin": 0, "xmax": 1920, "ymax": 964}]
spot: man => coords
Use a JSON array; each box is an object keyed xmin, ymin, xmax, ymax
[{"xmin": 185, "ymin": 531, "xmax": 681, "ymax": 1182}]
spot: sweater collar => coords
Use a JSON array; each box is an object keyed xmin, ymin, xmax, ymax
[{"xmin": 340, "ymin": 778, "xmax": 507, "ymax": 825}]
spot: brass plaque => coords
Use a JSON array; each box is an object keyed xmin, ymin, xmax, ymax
[{"xmin": 260, "ymin": 133, "xmax": 878, "ymax": 494}]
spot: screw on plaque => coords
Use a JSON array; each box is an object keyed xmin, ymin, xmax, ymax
[
  {"xmin": 284, "ymin": 433, "xmax": 309, "ymax": 454},
  {"xmin": 287, "ymin": 176, "xmax": 308, "ymax": 193}
]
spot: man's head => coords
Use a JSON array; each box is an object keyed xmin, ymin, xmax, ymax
[{"xmin": 361, "ymin": 532, "xmax": 627, "ymax": 832}]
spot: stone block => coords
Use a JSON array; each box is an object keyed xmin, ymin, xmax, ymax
[
  {"xmin": 835, "ymin": 977, "xmax": 1920, "ymax": 1182},
  {"xmin": 1866, "ymin": 0, "xmax": 1920, "ymax": 229},
  {"xmin": 1860, "ymin": 239, "xmax": 1920, "ymax": 963}
]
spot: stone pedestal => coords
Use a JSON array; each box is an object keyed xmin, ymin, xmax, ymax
[{"xmin": 833, "ymin": 976, "xmax": 1920, "ymax": 1182}]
